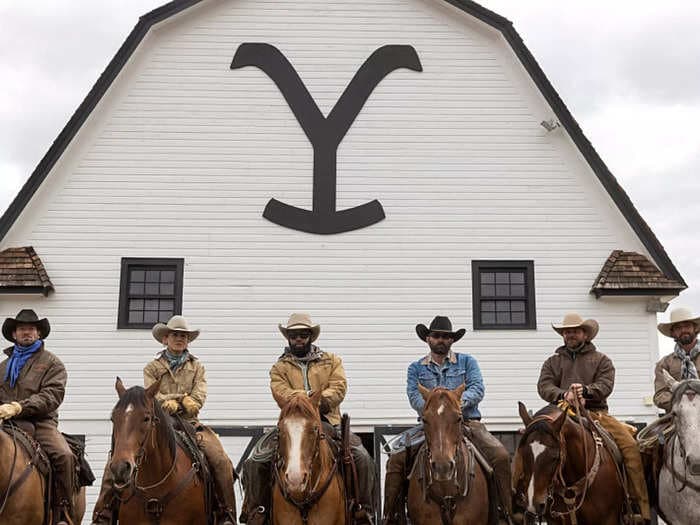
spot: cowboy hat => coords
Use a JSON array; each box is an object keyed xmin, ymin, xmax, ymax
[
  {"xmin": 2, "ymin": 309, "xmax": 51, "ymax": 342},
  {"xmin": 552, "ymin": 313, "xmax": 599, "ymax": 340},
  {"xmin": 416, "ymin": 316, "xmax": 466, "ymax": 342},
  {"xmin": 278, "ymin": 313, "xmax": 320, "ymax": 343},
  {"xmin": 658, "ymin": 307, "xmax": 700, "ymax": 338},
  {"xmin": 152, "ymin": 315, "xmax": 200, "ymax": 344}
]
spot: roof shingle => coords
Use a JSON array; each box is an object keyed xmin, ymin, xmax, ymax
[{"xmin": 0, "ymin": 247, "xmax": 54, "ymax": 296}]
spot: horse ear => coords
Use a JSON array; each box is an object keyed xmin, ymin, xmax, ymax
[
  {"xmin": 452, "ymin": 383, "xmax": 466, "ymax": 400},
  {"xmin": 518, "ymin": 402, "xmax": 532, "ymax": 426},
  {"xmin": 145, "ymin": 379, "xmax": 161, "ymax": 399},
  {"xmin": 115, "ymin": 377, "xmax": 126, "ymax": 398},
  {"xmin": 551, "ymin": 408, "xmax": 567, "ymax": 433},
  {"xmin": 662, "ymin": 369, "xmax": 680, "ymax": 393},
  {"xmin": 309, "ymin": 389, "xmax": 323, "ymax": 408},
  {"xmin": 418, "ymin": 383, "xmax": 431, "ymax": 401}
]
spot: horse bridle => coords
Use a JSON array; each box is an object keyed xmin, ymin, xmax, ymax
[{"xmin": 666, "ymin": 381, "xmax": 700, "ymax": 493}]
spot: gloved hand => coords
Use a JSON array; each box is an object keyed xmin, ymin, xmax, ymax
[
  {"xmin": 181, "ymin": 395, "xmax": 200, "ymax": 417},
  {"xmin": 319, "ymin": 397, "xmax": 331, "ymax": 415},
  {"xmin": 0, "ymin": 402, "xmax": 22, "ymax": 420},
  {"xmin": 161, "ymin": 399, "xmax": 180, "ymax": 415}
]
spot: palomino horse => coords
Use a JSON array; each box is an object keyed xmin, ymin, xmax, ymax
[
  {"xmin": 513, "ymin": 402, "xmax": 625, "ymax": 525},
  {"xmin": 109, "ymin": 378, "xmax": 207, "ymax": 524},
  {"xmin": 656, "ymin": 370, "xmax": 700, "ymax": 524},
  {"xmin": 407, "ymin": 384, "xmax": 489, "ymax": 525},
  {"xmin": 0, "ymin": 421, "xmax": 85, "ymax": 525},
  {"xmin": 273, "ymin": 391, "xmax": 345, "ymax": 525}
]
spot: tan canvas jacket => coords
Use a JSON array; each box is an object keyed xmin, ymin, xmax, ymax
[
  {"xmin": 270, "ymin": 347, "xmax": 347, "ymax": 426},
  {"xmin": 144, "ymin": 351, "xmax": 207, "ymax": 422},
  {"xmin": 654, "ymin": 351, "xmax": 700, "ymax": 412}
]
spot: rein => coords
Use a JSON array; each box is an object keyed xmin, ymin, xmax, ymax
[
  {"xmin": 0, "ymin": 422, "xmax": 39, "ymax": 515},
  {"xmin": 666, "ymin": 432, "xmax": 700, "ymax": 492}
]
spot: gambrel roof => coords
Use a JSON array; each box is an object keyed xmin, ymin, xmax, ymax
[{"xmin": 0, "ymin": 0, "xmax": 685, "ymax": 287}]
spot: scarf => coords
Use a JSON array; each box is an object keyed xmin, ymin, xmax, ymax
[
  {"xmin": 284, "ymin": 344, "xmax": 322, "ymax": 363},
  {"xmin": 163, "ymin": 349, "xmax": 189, "ymax": 371},
  {"xmin": 674, "ymin": 342, "xmax": 700, "ymax": 379},
  {"xmin": 5, "ymin": 340, "xmax": 43, "ymax": 388}
]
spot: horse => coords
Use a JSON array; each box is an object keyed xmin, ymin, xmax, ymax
[
  {"xmin": 513, "ymin": 402, "xmax": 625, "ymax": 525},
  {"xmin": 0, "ymin": 421, "xmax": 85, "ymax": 525},
  {"xmin": 406, "ymin": 384, "xmax": 489, "ymax": 525},
  {"xmin": 109, "ymin": 378, "xmax": 207, "ymax": 524},
  {"xmin": 656, "ymin": 370, "xmax": 700, "ymax": 524},
  {"xmin": 272, "ymin": 391, "xmax": 346, "ymax": 525}
]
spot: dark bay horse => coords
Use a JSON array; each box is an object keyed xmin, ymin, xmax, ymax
[
  {"xmin": 109, "ymin": 378, "xmax": 207, "ymax": 524},
  {"xmin": 513, "ymin": 402, "xmax": 625, "ymax": 525},
  {"xmin": 407, "ymin": 384, "xmax": 489, "ymax": 525},
  {"xmin": 273, "ymin": 391, "xmax": 345, "ymax": 525},
  {"xmin": 0, "ymin": 422, "xmax": 85, "ymax": 525}
]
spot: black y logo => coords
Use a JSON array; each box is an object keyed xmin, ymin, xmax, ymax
[{"xmin": 231, "ymin": 44, "xmax": 422, "ymax": 234}]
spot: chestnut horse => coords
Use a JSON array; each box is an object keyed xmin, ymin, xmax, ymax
[
  {"xmin": 109, "ymin": 378, "xmax": 207, "ymax": 524},
  {"xmin": 513, "ymin": 403, "xmax": 625, "ymax": 525},
  {"xmin": 407, "ymin": 384, "xmax": 490, "ymax": 525},
  {"xmin": 273, "ymin": 391, "xmax": 345, "ymax": 525},
  {"xmin": 0, "ymin": 421, "xmax": 85, "ymax": 525}
]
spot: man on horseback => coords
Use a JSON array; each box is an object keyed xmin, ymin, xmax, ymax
[
  {"xmin": 382, "ymin": 316, "xmax": 514, "ymax": 525},
  {"xmin": 538, "ymin": 313, "xmax": 650, "ymax": 524},
  {"xmin": 0, "ymin": 309, "xmax": 76, "ymax": 525},
  {"xmin": 239, "ymin": 313, "xmax": 376, "ymax": 525},
  {"xmin": 654, "ymin": 307, "xmax": 700, "ymax": 412},
  {"xmin": 91, "ymin": 315, "xmax": 237, "ymax": 525}
]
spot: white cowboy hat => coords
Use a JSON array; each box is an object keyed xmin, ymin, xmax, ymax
[
  {"xmin": 657, "ymin": 307, "xmax": 700, "ymax": 338},
  {"xmin": 152, "ymin": 315, "xmax": 200, "ymax": 343},
  {"xmin": 552, "ymin": 313, "xmax": 599, "ymax": 340},
  {"xmin": 278, "ymin": 313, "xmax": 320, "ymax": 343}
]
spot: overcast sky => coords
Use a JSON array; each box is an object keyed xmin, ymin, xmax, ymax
[{"xmin": 1, "ymin": 1, "xmax": 698, "ymax": 353}]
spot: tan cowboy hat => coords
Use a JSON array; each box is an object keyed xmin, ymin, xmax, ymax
[
  {"xmin": 152, "ymin": 315, "xmax": 200, "ymax": 343},
  {"xmin": 551, "ymin": 313, "xmax": 599, "ymax": 340},
  {"xmin": 278, "ymin": 313, "xmax": 320, "ymax": 343},
  {"xmin": 658, "ymin": 307, "xmax": 700, "ymax": 338},
  {"xmin": 2, "ymin": 309, "xmax": 50, "ymax": 342}
]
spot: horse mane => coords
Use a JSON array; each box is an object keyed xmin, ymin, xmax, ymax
[
  {"xmin": 671, "ymin": 378, "xmax": 700, "ymax": 406},
  {"xmin": 423, "ymin": 387, "xmax": 461, "ymax": 413},
  {"xmin": 279, "ymin": 393, "xmax": 321, "ymax": 423}
]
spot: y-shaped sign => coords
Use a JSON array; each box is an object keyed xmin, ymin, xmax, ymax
[{"xmin": 231, "ymin": 44, "xmax": 422, "ymax": 234}]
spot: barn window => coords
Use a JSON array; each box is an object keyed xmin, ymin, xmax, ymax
[
  {"xmin": 118, "ymin": 258, "xmax": 184, "ymax": 329},
  {"xmin": 471, "ymin": 260, "xmax": 536, "ymax": 330}
]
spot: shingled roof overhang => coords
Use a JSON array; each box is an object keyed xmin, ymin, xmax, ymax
[
  {"xmin": 0, "ymin": 246, "xmax": 54, "ymax": 296},
  {"xmin": 0, "ymin": 0, "xmax": 685, "ymax": 288}
]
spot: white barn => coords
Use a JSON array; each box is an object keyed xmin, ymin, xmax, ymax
[{"xmin": 0, "ymin": 0, "xmax": 686, "ymax": 521}]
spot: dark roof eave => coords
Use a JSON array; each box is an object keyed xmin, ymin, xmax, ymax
[
  {"xmin": 0, "ymin": 285, "xmax": 53, "ymax": 297},
  {"xmin": 591, "ymin": 287, "xmax": 686, "ymax": 299}
]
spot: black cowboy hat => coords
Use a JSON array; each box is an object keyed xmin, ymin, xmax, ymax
[
  {"xmin": 416, "ymin": 316, "xmax": 466, "ymax": 342},
  {"xmin": 2, "ymin": 309, "xmax": 50, "ymax": 342}
]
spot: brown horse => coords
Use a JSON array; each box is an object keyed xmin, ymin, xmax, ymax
[
  {"xmin": 407, "ymin": 384, "xmax": 490, "ymax": 525},
  {"xmin": 272, "ymin": 391, "xmax": 345, "ymax": 525},
  {"xmin": 513, "ymin": 403, "xmax": 625, "ymax": 525},
  {"xmin": 109, "ymin": 378, "xmax": 207, "ymax": 524}
]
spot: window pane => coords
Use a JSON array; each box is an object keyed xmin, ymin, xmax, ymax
[
  {"xmin": 129, "ymin": 282, "xmax": 145, "ymax": 295},
  {"xmin": 161, "ymin": 271, "xmax": 175, "ymax": 283},
  {"xmin": 159, "ymin": 299, "xmax": 174, "ymax": 311},
  {"xmin": 145, "ymin": 283, "xmax": 160, "ymax": 295},
  {"xmin": 481, "ymin": 312, "xmax": 496, "ymax": 325},
  {"xmin": 129, "ymin": 299, "xmax": 144, "ymax": 311},
  {"xmin": 158, "ymin": 311, "xmax": 171, "ymax": 323},
  {"xmin": 512, "ymin": 301, "xmax": 526, "ymax": 312},
  {"xmin": 481, "ymin": 272, "xmax": 495, "ymax": 284},
  {"xmin": 510, "ymin": 272, "xmax": 525, "ymax": 284},
  {"xmin": 145, "ymin": 299, "xmax": 159, "ymax": 311},
  {"xmin": 160, "ymin": 283, "xmax": 174, "ymax": 295},
  {"xmin": 512, "ymin": 312, "xmax": 526, "ymax": 324},
  {"xmin": 481, "ymin": 284, "xmax": 495, "ymax": 296},
  {"xmin": 496, "ymin": 301, "xmax": 510, "ymax": 312},
  {"xmin": 146, "ymin": 270, "xmax": 160, "ymax": 282},
  {"xmin": 481, "ymin": 301, "xmax": 495, "ymax": 312},
  {"xmin": 129, "ymin": 310, "xmax": 143, "ymax": 323},
  {"xmin": 130, "ymin": 269, "xmax": 145, "ymax": 282},
  {"xmin": 495, "ymin": 272, "xmax": 509, "ymax": 284},
  {"xmin": 496, "ymin": 312, "xmax": 510, "ymax": 324},
  {"xmin": 495, "ymin": 284, "xmax": 510, "ymax": 297},
  {"xmin": 510, "ymin": 284, "xmax": 525, "ymax": 297},
  {"xmin": 144, "ymin": 311, "xmax": 158, "ymax": 324}
]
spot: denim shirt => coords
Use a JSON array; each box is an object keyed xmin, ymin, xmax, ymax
[{"xmin": 407, "ymin": 351, "xmax": 485, "ymax": 420}]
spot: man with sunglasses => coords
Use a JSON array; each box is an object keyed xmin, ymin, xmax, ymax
[
  {"xmin": 382, "ymin": 316, "xmax": 513, "ymax": 525},
  {"xmin": 240, "ymin": 313, "xmax": 376, "ymax": 525}
]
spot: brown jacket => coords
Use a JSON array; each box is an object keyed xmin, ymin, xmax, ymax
[
  {"xmin": 270, "ymin": 347, "xmax": 347, "ymax": 426},
  {"xmin": 653, "ymin": 351, "xmax": 700, "ymax": 412},
  {"xmin": 537, "ymin": 342, "xmax": 615, "ymax": 411},
  {"xmin": 144, "ymin": 351, "xmax": 207, "ymax": 422},
  {"xmin": 0, "ymin": 344, "xmax": 67, "ymax": 425}
]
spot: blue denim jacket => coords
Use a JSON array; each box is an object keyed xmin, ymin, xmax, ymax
[{"xmin": 407, "ymin": 351, "xmax": 485, "ymax": 420}]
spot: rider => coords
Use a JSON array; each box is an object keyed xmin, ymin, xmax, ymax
[
  {"xmin": 91, "ymin": 315, "xmax": 237, "ymax": 525},
  {"xmin": 654, "ymin": 307, "xmax": 700, "ymax": 412},
  {"xmin": 0, "ymin": 309, "xmax": 76, "ymax": 525},
  {"xmin": 538, "ymin": 313, "xmax": 650, "ymax": 524},
  {"xmin": 382, "ymin": 316, "xmax": 514, "ymax": 525},
  {"xmin": 239, "ymin": 313, "xmax": 376, "ymax": 525}
]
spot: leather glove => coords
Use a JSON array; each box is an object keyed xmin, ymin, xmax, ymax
[
  {"xmin": 0, "ymin": 402, "xmax": 22, "ymax": 420},
  {"xmin": 161, "ymin": 399, "xmax": 180, "ymax": 415},
  {"xmin": 319, "ymin": 397, "xmax": 332, "ymax": 415},
  {"xmin": 181, "ymin": 395, "xmax": 200, "ymax": 417}
]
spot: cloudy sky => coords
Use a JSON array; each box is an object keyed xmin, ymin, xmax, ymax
[{"xmin": 1, "ymin": 1, "xmax": 698, "ymax": 352}]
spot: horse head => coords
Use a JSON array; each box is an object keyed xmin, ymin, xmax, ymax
[
  {"xmin": 276, "ymin": 391, "xmax": 325, "ymax": 500},
  {"xmin": 666, "ymin": 371, "xmax": 700, "ymax": 476},
  {"xmin": 419, "ymin": 383, "xmax": 465, "ymax": 483}
]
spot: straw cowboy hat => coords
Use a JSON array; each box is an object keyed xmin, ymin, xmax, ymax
[
  {"xmin": 278, "ymin": 313, "xmax": 320, "ymax": 342},
  {"xmin": 152, "ymin": 315, "xmax": 200, "ymax": 343},
  {"xmin": 416, "ymin": 316, "xmax": 466, "ymax": 342},
  {"xmin": 552, "ymin": 313, "xmax": 599, "ymax": 340},
  {"xmin": 2, "ymin": 309, "xmax": 51, "ymax": 342},
  {"xmin": 658, "ymin": 307, "xmax": 700, "ymax": 338}
]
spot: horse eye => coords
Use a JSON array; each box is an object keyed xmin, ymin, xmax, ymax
[{"xmin": 143, "ymin": 415, "xmax": 151, "ymax": 423}]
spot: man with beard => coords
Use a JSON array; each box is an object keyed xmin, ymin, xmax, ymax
[
  {"xmin": 654, "ymin": 307, "xmax": 700, "ymax": 412},
  {"xmin": 538, "ymin": 313, "xmax": 650, "ymax": 524},
  {"xmin": 382, "ymin": 316, "xmax": 513, "ymax": 525},
  {"xmin": 239, "ymin": 313, "xmax": 376, "ymax": 525}
]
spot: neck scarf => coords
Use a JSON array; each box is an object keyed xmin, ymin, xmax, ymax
[
  {"xmin": 674, "ymin": 341, "xmax": 700, "ymax": 379},
  {"xmin": 163, "ymin": 349, "xmax": 189, "ymax": 371},
  {"xmin": 5, "ymin": 340, "xmax": 43, "ymax": 387},
  {"xmin": 285, "ymin": 344, "xmax": 322, "ymax": 363}
]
